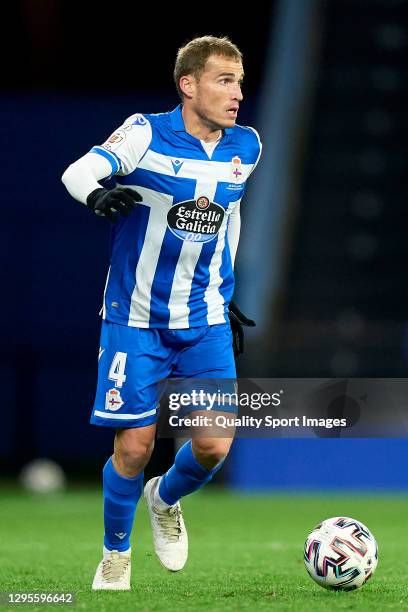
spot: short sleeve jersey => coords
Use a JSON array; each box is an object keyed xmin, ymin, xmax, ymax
[{"xmin": 90, "ymin": 104, "xmax": 262, "ymax": 329}]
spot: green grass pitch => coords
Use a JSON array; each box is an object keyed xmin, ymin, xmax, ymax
[{"xmin": 1, "ymin": 485, "xmax": 408, "ymax": 611}]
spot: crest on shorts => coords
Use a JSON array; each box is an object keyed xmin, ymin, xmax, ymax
[
  {"xmin": 231, "ymin": 156, "xmax": 242, "ymax": 182},
  {"xmin": 105, "ymin": 388, "xmax": 124, "ymax": 412}
]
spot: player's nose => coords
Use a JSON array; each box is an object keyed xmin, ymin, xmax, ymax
[{"xmin": 232, "ymin": 83, "xmax": 243, "ymax": 102}]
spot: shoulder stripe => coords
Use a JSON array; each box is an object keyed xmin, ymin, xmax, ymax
[{"xmin": 90, "ymin": 146, "xmax": 122, "ymax": 175}]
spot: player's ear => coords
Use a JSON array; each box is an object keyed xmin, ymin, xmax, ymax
[{"xmin": 179, "ymin": 75, "xmax": 195, "ymax": 99}]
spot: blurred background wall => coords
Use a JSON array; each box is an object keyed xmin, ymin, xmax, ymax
[{"xmin": 1, "ymin": 0, "xmax": 407, "ymax": 488}]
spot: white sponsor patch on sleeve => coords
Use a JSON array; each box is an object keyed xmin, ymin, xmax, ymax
[{"xmin": 102, "ymin": 128, "xmax": 126, "ymax": 151}]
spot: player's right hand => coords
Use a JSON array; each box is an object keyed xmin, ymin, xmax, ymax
[
  {"xmin": 86, "ymin": 187, "xmax": 142, "ymax": 222},
  {"xmin": 228, "ymin": 301, "xmax": 256, "ymax": 358}
]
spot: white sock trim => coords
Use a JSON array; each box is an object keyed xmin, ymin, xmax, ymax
[{"xmin": 103, "ymin": 545, "xmax": 131, "ymax": 556}]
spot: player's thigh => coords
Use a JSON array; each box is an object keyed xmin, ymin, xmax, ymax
[
  {"xmin": 173, "ymin": 324, "xmax": 237, "ymax": 417},
  {"xmin": 173, "ymin": 323, "xmax": 236, "ymax": 379}
]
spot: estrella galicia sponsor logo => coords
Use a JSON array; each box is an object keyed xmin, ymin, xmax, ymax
[{"xmin": 167, "ymin": 196, "xmax": 225, "ymax": 243}]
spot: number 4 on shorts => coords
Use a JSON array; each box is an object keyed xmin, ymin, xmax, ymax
[{"xmin": 108, "ymin": 351, "xmax": 127, "ymax": 388}]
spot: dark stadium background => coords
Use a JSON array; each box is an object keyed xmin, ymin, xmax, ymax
[{"xmin": 1, "ymin": 0, "xmax": 408, "ymax": 489}]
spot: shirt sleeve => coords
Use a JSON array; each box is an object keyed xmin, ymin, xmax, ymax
[
  {"xmin": 247, "ymin": 127, "xmax": 262, "ymax": 177},
  {"xmin": 227, "ymin": 200, "xmax": 241, "ymax": 268},
  {"xmin": 90, "ymin": 113, "xmax": 153, "ymax": 176},
  {"xmin": 61, "ymin": 151, "xmax": 113, "ymax": 205}
]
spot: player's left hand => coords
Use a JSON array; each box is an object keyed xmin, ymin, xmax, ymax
[{"xmin": 228, "ymin": 301, "xmax": 256, "ymax": 358}]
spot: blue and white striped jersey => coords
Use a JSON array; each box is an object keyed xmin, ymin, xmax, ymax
[{"xmin": 91, "ymin": 105, "xmax": 262, "ymax": 329}]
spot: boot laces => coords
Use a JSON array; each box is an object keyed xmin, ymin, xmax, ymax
[
  {"xmin": 102, "ymin": 552, "xmax": 130, "ymax": 582},
  {"xmin": 156, "ymin": 505, "xmax": 183, "ymax": 542}
]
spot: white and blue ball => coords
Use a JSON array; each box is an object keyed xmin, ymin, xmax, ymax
[{"xmin": 304, "ymin": 516, "xmax": 378, "ymax": 591}]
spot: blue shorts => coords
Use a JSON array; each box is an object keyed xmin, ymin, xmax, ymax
[{"xmin": 91, "ymin": 320, "xmax": 236, "ymax": 428}]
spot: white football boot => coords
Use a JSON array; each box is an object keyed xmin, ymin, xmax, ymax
[
  {"xmin": 92, "ymin": 548, "xmax": 131, "ymax": 590},
  {"xmin": 144, "ymin": 476, "xmax": 188, "ymax": 571}
]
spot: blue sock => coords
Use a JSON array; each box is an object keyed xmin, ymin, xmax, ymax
[
  {"xmin": 103, "ymin": 457, "xmax": 143, "ymax": 552},
  {"xmin": 158, "ymin": 441, "xmax": 224, "ymax": 505}
]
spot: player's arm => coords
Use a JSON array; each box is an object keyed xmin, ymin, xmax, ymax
[
  {"xmin": 228, "ymin": 129, "xmax": 262, "ymax": 355},
  {"xmin": 61, "ymin": 152, "xmax": 141, "ymax": 221},
  {"xmin": 226, "ymin": 201, "xmax": 256, "ymax": 357},
  {"xmin": 61, "ymin": 113, "xmax": 152, "ymax": 221},
  {"xmin": 61, "ymin": 151, "xmax": 111, "ymax": 205}
]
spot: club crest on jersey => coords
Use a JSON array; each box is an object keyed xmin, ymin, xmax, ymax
[
  {"xmin": 105, "ymin": 388, "xmax": 124, "ymax": 412},
  {"xmin": 102, "ymin": 129, "xmax": 126, "ymax": 152},
  {"xmin": 231, "ymin": 156, "xmax": 243, "ymax": 182},
  {"xmin": 167, "ymin": 196, "xmax": 225, "ymax": 243}
]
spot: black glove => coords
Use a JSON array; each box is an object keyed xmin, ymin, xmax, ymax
[
  {"xmin": 228, "ymin": 301, "xmax": 256, "ymax": 358},
  {"xmin": 86, "ymin": 187, "xmax": 142, "ymax": 222}
]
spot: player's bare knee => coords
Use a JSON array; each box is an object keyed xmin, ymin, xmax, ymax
[
  {"xmin": 192, "ymin": 438, "xmax": 232, "ymax": 468},
  {"xmin": 114, "ymin": 444, "xmax": 153, "ymax": 477},
  {"xmin": 123, "ymin": 441, "xmax": 153, "ymax": 465}
]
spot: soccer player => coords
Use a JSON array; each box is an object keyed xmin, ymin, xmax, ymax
[{"xmin": 61, "ymin": 35, "xmax": 262, "ymax": 590}]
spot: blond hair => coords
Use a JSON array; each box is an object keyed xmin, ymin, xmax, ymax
[{"xmin": 174, "ymin": 35, "xmax": 243, "ymax": 99}]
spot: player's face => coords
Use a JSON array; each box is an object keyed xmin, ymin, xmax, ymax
[{"xmin": 193, "ymin": 55, "xmax": 244, "ymax": 130}]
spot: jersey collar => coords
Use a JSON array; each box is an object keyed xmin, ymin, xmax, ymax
[{"xmin": 170, "ymin": 104, "xmax": 234, "ymax": 135}]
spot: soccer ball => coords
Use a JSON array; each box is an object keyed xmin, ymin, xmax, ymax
[
  {"xmin": 304, "ymin": 516, "xmax": 378, "ymax": 591},
  {"xmin": 19, "ymin": 459, "xmax": 66, "ymax": 494}
]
